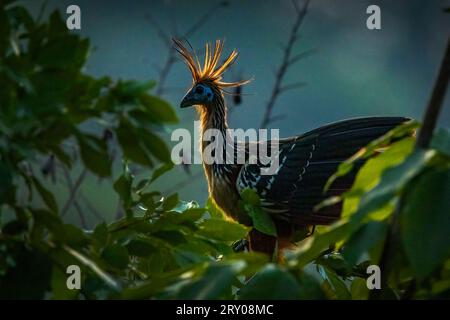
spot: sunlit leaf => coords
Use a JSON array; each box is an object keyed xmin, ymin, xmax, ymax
[{"xmin": 198, "ymin": 218, "xmax": 250, "ymax": 242}]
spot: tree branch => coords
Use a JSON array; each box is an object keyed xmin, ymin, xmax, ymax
[
  {"xmin": 416, "ymin": 38, "xmax": 450, "ymax": 149},
  {"xmin": 61, "ymin": 167, "xmax": 88, "ymax": 217},
  {"xmin": 147, "ymin": 1, "xmax": 229, "ymax": 96},
  {"xmin": 259, "ymin": 0, "xmax": 311, "ymax": 129}
]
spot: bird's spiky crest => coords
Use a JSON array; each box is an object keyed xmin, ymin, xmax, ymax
[{"xmin": 173, "ymin": 38, "xmax": 250, "ymax": 88}]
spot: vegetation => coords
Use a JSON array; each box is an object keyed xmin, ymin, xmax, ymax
[{"xmin": 0, "ymin": 2, "xmax": 449, "ymax": 299}]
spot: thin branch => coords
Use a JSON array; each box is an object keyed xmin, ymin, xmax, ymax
[
  {"xmin": 155, "ymin": 53, "xmax": 177, "ymax": 95},
  {"xmin": 147, "ymin": 1, "xmax": 229, "ymax": 96},
  {"xmin": 74, "ymin": 200, "xmax": 88, "ymax": 229},
  {"xmin": 416, "ymin": 38, "xmax": 450, "ymax": 149},
  {"xmin": 259, "ymin": 0, "xmax": 311, "ymax": 128},
  {"xmin": 371, "ymin": 37, "xmax": 450, "ymax": 300},
  {"xmin": 279, "ymin": 81, "xmax": 307, "ymax": 93},
  {"xmin": 288, "ymin": 48, "xmax": 317, "ymax": 66},
  {"xmin": 144, "ymin": 13, "xmax": 170, "ymax": 47},
  {"xmin": 268, "ymin": 114, "xmax": 287, "ymax": 124},
  {"xmin": 183, "ymin": 1, "xmax": 229, "ymax": 39},
  {"xmin": 61, "ymin": 167, "xmax": 88, "ymax": 217}
]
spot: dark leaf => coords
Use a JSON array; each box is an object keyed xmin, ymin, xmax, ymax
[
  {"xmin": 76, "ymin": 134, "xmax": 111, "ymax": 177},
  {"xmin": 139, "ymin": 94, "xmax": 178, "ymax": 123},
  {"xmin": 239, "ymin": 264, "xmax": 301, "ymax": 299},
  {"xmin": 401, "ymin": 169, "xmax": 450, "ymax": 279},
  {"xmin": 101, "ymin": 244, "xmax": 129, "ymax": 270},
  {"xmin": 31, "ymin": 176, "xmax": 58, "ymax": 213}
]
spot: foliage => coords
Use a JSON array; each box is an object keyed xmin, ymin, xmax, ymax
[{"xmin": 1, "ymin": 2, "xmax": 449, "ymax": 300}]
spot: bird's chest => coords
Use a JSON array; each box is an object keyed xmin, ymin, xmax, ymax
[{"xmin": 204, "ymin": 164, "xmax": 250, "ymax": 225}]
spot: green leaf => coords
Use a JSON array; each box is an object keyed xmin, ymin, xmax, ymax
[
  {"xmin": 126, "ymin": 239, "xmax": 156, "ymax": 257},
  {"xmin": 239, "ymin": 264, "xmax": 301, "ymax": 299},
  {"xmin": 286, "ymin": 221, "xmax": 350, "ymax": 268},
  {"xmin": 321, "ymin": 266, "xmax": 351, "ymax": 300},
  {"xmin": 350, "ymin": 277, "xmax": 370, "ymax": 300},
  {"xmin": 101, "ymin": 244, "xmax": 129, "ymax": 270},
  {"xmin": 171, "ymin": 200, "xmax": 199, "ymax": 213},
  {"xmin": 297, "ymin": 272, "xmax": 326, "ymax": 299},
  {"xmin": 341, "ymin": 137, "xmax": 415, "ymax": 218},
  {"xmin": 198, "ymin": 218, "xmax": 250, "ymax": 242},
  {"xmin": 51, "ymin": 266, "xmax": 79, "ymax": 299},
  {"xmin": 245, "ymin": 204, "xmax": 277, "ymax": 237},
  {"xmin": 342, "ymin": 221, "xmax": 388, "ymax": 265},
  {"xmin": 113, "ymin": 80, "xmax": 156, "ymax": 103},
  {"xmin": 240, "ymin": 189, "xmax": 277, "ymax": 236},
  {"xmin": 351, "ymin": 149, "xmax": 436, "ymax": 227},
  {"xmin": 76, "ymin": 134, "xmax": 111, "ymax": 177},
  {"xmin": 139, "ymin": 128, "xmax": 171, "ymax": 163},
  {"xmin": 139, "ymin": 94, "xmax": 178, "ymax": 123},
  {"xmin": 36, "ymin": 34, "xmax": 89, "ymax": 69},
  {"xmin": 206, "ymin": 197, "xmax": 227, "ymax": 219},
  {"xmin": 114, "ymin": 174, "xmax": 133, "ymax": 209},
  {"xmin": 57, "ymin": 224, "xmax": 88, "ymax": 247},
  {"xmin": 92, "ymin": 222, "xmax": 109, "ymax": 249},
  {"xmin": 176, "ymin": 262, "xmax": 245, "ymax": 299},
  {"xmin": 115, "ymin": 120, "xmax": 153, "ymax": 167},
  {"xmin": 162, "ymin": 193, "xmax": 179, "ymax": 211},
  {"xmin": 240, "ymin": 188, "xmax": 261, "ymax": 206},
  {"xmin": 401, "ymin": 169, "xmax": 450, "ymax": 279},
  {"xmin": 31, "ymin": 176, "xmax": 58, "ymax": 213}
]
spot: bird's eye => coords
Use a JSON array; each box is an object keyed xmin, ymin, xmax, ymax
[{"xmin": 195, "ymin": 86, "xmax": 204, "ymax": 94}]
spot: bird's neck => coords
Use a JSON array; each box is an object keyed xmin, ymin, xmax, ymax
[{"xmin": 198, "ymin": 92, "xmax": 229, "ymax": 150}]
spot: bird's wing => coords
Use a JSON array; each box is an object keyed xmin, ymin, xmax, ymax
[{"xmin": 236, "ymin": 117, "xmax": 410, "ymax": 225}]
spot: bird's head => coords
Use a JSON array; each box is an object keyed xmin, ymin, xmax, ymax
[
  {"xmin": 180, "ymin": 81, "xmax": 216, "ymax": 108},
  {"xmin": 173, "ymin": 39, "xmax": 250, "ymax": 109}
]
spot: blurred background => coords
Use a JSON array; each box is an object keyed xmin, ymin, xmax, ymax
[{"xmin": 23, "ymin": 0, "xmax": 450, "ymax": 227}]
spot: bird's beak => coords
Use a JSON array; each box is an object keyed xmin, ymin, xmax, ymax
[{"xmin": 180, "ymin": 90, "xmax": 196, "ymax": 108}]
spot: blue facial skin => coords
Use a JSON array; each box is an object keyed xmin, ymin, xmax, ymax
[
  {"xmin": 180, "ymin": 84, "xmax": 214, "ymax": 108},
  {"xmin": 192, "ymin": 84, "xmax": 214, "ymax": 103}
]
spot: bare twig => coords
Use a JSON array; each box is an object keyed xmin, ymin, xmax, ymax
[
  {"xmin": 183, "ymin": 1, "xmax": 229, "ymax": 39},
  {"xmin": 146, "ymin": 1, "xmax": 229, "ymax": 95},
  {"xmin": 371, "ymin": 37, "xmax": 450, "ymax": 300},
  {"xmin": 279, "ymin": 81, "xmax": 307, "ymax": 94},
  {"xmin": 61, "ymin": 167, "xmax": 88, "ymax": 217},
  {"xmin": 74, "ymin": 200, "xmax": 88, "ymax": 229},
  {"xmin": 259, "ymin": 0, "xmax": 311, "ymax": 128}
]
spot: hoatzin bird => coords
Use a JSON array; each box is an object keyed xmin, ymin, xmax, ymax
[{"xmin": 173, "ymin": 39, "xmax": 408, "ymax": 255}]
